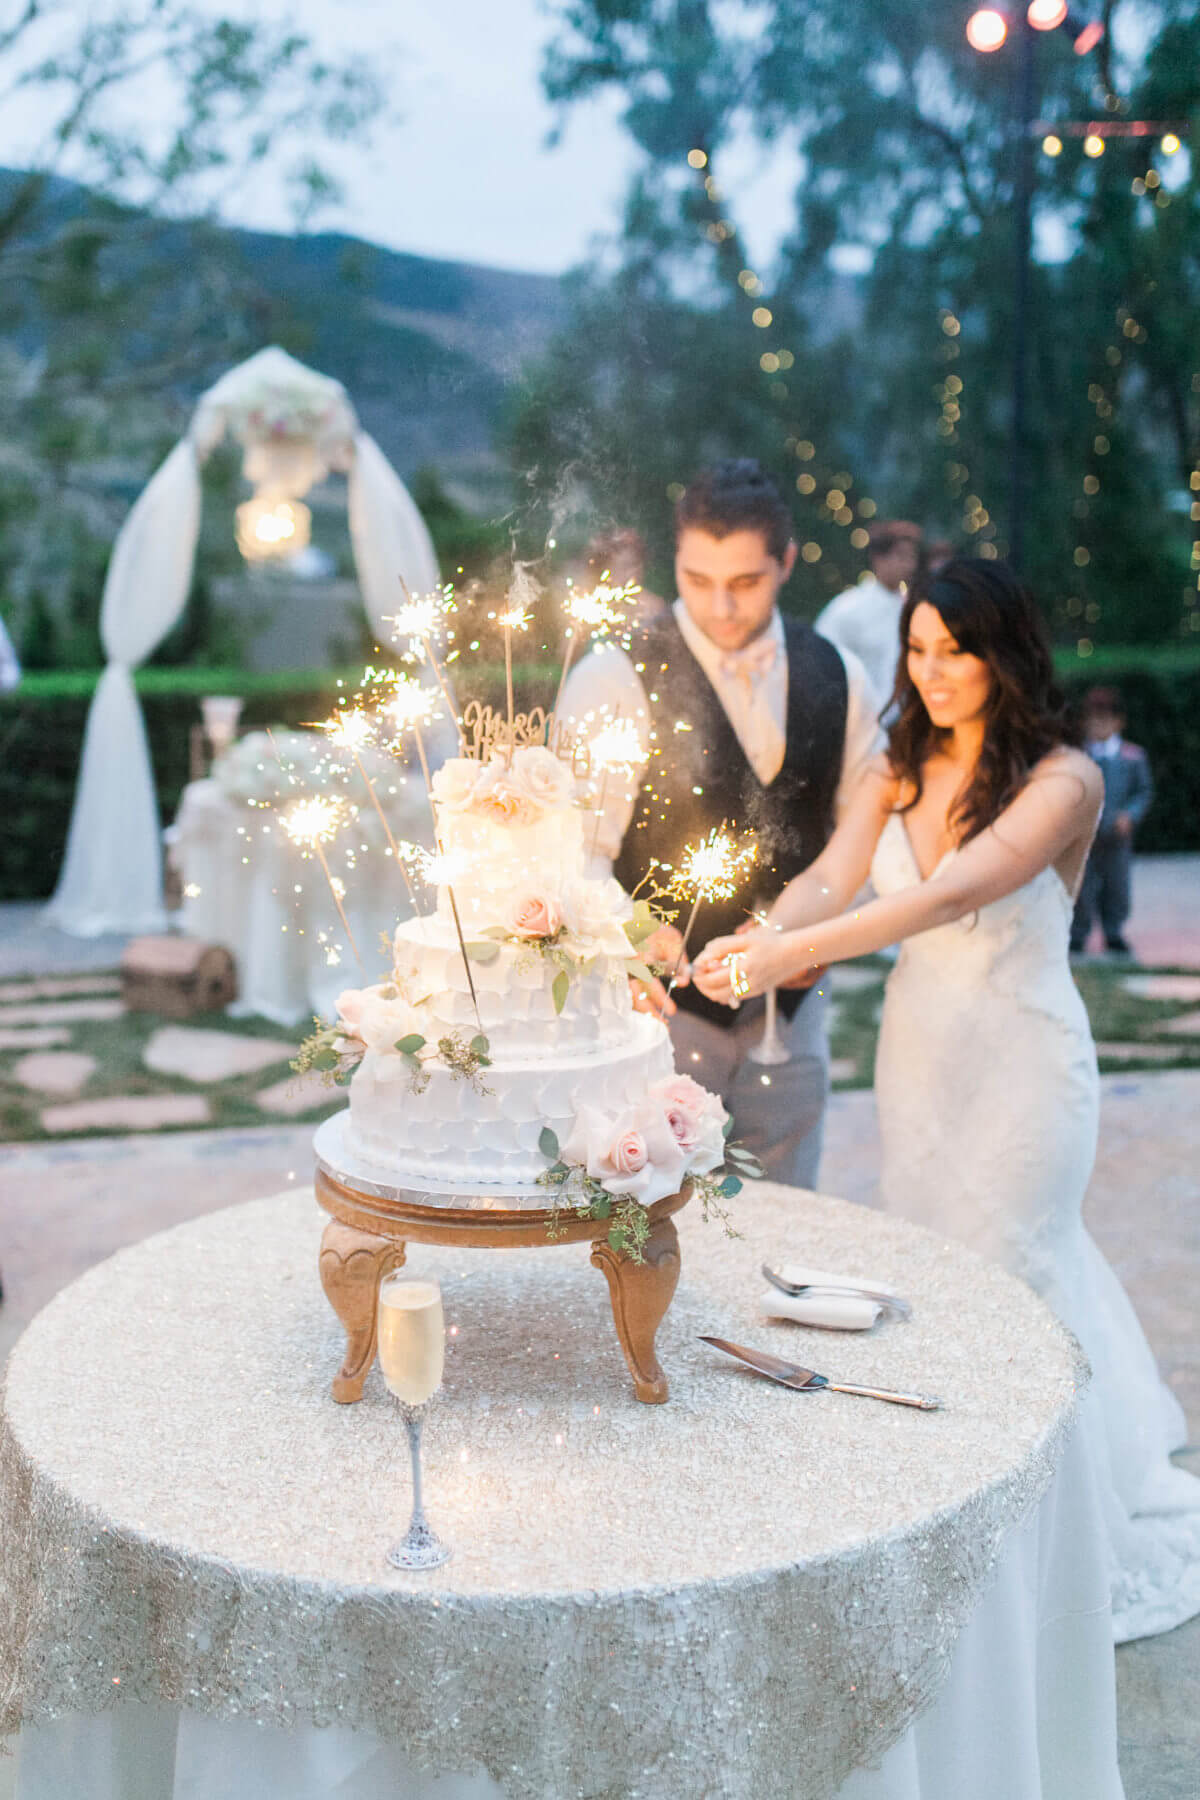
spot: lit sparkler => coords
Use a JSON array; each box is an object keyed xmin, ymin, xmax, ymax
[
  {"xmin": 384, "ymin": 678, "xmax": 482, "ymax": 1031},
  {"xmin": 586, "ymin": 713, "xmax": 648, "ymax": 858},
  {"xmin": 666, "ymin": 826, "xmax": 759, "ymax": 994},
  {"xmin": 316, "ymin": 708, "xmax": 421, "ymax": 915},
  {"xmin": 553, "ymin": 578, "xmax": 639, "ymax": 717},
  {"xmin": 393, "ymin": 581, "xmax": 465, "ymax": 753},
  {"xmin": 280, "ymin": 795, "xmax": 363, "ymax": 968}
]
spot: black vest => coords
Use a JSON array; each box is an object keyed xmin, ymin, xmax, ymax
[{"xmin": 613, "ymin": 614, "xmax": 848, "ymax": 1029}]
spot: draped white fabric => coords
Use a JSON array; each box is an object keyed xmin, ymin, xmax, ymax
[
  {"xmin": 348, "ymin": 428, "xmax": 440, "ymax": 640},
  {"xmin": 45, "ymin": 440, "xmax": 202, "ymax": 936},
  {"xmin": 45, "ymin": 351, "xmax": 440, "ymax": 940}
]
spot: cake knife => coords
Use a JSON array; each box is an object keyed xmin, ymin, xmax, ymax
[{"xmin": 700, "ymin": 1337, "xmax": 943, "ymax": 1409}]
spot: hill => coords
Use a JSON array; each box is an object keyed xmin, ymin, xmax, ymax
[{"xmin": 0, "ymin": 168, "xmax": 564, "ymax": 500}]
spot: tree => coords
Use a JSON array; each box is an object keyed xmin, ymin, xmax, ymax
[
  {"xmin": 512, "ymin": 0, "xmax": 1198, "ymax": 642},
  {"xmin": 0, "ymin": 2, "xmax": 388, "ymax": 663}
]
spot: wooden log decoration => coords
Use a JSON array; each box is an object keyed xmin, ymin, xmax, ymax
[{"xmin": 120, "ymin": 936, "xmax": 238, "ymax": 1019}]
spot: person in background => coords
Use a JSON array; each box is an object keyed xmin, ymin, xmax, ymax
[
  {"xmin": 583, "ymin": 527, "xmax": 668, "ymax": 631},
  {"xmin": 561, "ymin": 460, "xmax": 880, "ymax": 1189},
  {"xmin": 923, "ymin": 539, "xmax": 956, "ymax": 579},
  {"xmin": 814, "ymin": 519, "xmax": 922, "ymax": 714},
  {"xmin": 1070, "ymin": 685, "xmax": 1154, "ymax": 958},
  {"xmin": 0, "ymin": 610, "xmax": 21, "ymax": 692}
]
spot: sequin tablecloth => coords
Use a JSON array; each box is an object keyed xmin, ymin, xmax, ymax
[{"xmin": 0, "ymin": 1186, "xmax": 1089, "ymax": 1799}]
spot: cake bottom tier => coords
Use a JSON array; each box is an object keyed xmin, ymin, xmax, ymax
[{"xmin": 346, "ymin": 1014, "xmax": 675, "ymax": 1190}]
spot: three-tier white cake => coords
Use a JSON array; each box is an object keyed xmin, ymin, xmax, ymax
[{"xmin": 334, "ymin": 744, "xmax": 678, "ymax": 1192}]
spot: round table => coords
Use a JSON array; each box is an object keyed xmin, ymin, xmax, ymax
[{"xmin": 0, "ymin": 1186, "xmax": 1119, "ymax": 1800}]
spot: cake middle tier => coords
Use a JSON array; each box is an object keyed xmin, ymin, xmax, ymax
[
  {"xmin": 346, "ymin": 1011, "xmax": 676, "ymax": 1190},
  {"xmin": 392, "ymin": 914, "xmax": 636, "ymax": 1057}
]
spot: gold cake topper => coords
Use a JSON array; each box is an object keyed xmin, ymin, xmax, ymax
[{"xmin": 460, "ymin": 700, "xmax": 589, "ymax": 771}]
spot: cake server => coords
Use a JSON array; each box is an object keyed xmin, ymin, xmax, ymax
[
  {"xmin": 699, "ymin": 1337, "xmax": 943, "ymax": 1410},
  {"xmin": 761, "ymin": 1264, "xmax": 912, "ymax": 1320}
]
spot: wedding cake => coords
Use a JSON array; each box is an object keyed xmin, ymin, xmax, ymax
[{"xmin": 330, "ymin": 744, "xmax": 728, "ymax": 1198}]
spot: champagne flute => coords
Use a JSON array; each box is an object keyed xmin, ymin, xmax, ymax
[{"xmin": 378, "ymin": 1273, "xmax": 451, "ymax": 1570}]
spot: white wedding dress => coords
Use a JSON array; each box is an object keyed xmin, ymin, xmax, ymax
[{"xmin": 871, "ymin": 810, "xmax": 1200, "ymax": 1642}]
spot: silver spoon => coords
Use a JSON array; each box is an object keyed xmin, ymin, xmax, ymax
[{"xmin": 762, "ymin": 1264, "xmax": 912, "ymax": 1320}]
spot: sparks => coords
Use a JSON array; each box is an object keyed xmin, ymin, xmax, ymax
[
  {"xmin": 588, "ymin": 715, "xmax": 649, "ymax": 776},
  {"xmin": 385, "ymin": 676, "xmax": 439, "ymax": 732},
  {"xmin": 319, "ymin": 708, "xmax": 375, "ymax": 753},
  {"xmin": 280, "ymin": 796, "xmax": 347, "ymax": 848},
  {"xmin": 498, "ymin": 604, "xmax": 532, "ymax": 632},
  {"xmin": 566, "ymin": 579, "xmax": 638, "ymax": 634},
  {"xmin": 670, "ymin": 828, "xmax": 758, "ymax": 902}
]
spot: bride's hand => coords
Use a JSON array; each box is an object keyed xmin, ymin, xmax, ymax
[{"xmin": 693, "ymin": 929, "xmax": 802, "ymax": 1006}]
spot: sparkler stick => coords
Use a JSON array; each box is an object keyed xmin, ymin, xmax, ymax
[
  {"xmin": 280, "ymin": 796, "xmax": 364, "ymax": 970},
  {"xmin": 586, "ymin": 712, "xmax": 647, "ymax": 860},
  {"xmin": 318, "ymin": 710, "xmax": 422, "ymax": 915},
  {"xmin": 665, "ymin": 824, "xmax": 758, "ymax": 995},
  {"xmin": 394, "ymin": 579, "xmax": 464, "ymax": 755},
  {"xmin": 386, "ymin": 678, "xmax": 484, "ymax": 1033},
  {"xmin": 552, "ymin": 579, "xmax": 639, "ymax": 720}
]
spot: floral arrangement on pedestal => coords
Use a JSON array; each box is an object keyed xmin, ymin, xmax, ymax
[{"xmin": 538, "ymin": 1074, "xmax": 758, "ymax": 1259}]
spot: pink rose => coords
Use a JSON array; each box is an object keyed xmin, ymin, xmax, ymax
[
  {"xmin": 335, "ymin": 988, "xmax": 366, "ymax": 1035},
  {"xmin": 564, "ymin": 1101, "xmax": 689, "ymax": 1205},
  {"xmin": 473, "ymin": 762, "xmax": 540, "ymax": 827},
  {"xmin": 651, "ymin": 1074, "xmax": 729, "ymax": 1174},
  {"xmin": 508, "ymin": 892, "xmax": 562, "ymax": 940}
]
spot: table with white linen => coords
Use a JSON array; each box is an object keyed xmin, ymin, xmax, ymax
[
  {"xmin": 0, "ymin": 1185, "xmax": 1122, "ymax": 1800},
  {"xmin": 170, "ymin": 778, "xmax": 428, "ymax": 1024}
]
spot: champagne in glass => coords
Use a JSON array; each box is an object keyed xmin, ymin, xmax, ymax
[
  {"xmin": 379, "ymin": 1273, "xmax": 451, "ymax": 1570},
  {"xmin": 378, "ymin": 1278, "xmax": 445, "ymax": 1403}
]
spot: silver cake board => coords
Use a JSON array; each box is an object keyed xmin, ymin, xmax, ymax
[{"xmin": 313, "ymin": 1110, "xmax": 558, "ymax": 1213}]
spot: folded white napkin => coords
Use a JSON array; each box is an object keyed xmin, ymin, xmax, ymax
[{"xmin": 760, "ymin": 1262, "xmax": 903, "ymax": 1333}]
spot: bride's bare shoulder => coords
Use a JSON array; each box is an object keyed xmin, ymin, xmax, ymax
[{"xmin": 1030, "ymin": 745, "xmax": 1103, "ymax": 806}]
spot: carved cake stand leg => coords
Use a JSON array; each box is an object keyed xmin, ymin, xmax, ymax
[
  {"xmin": 591, "ymin": 1213, "xmax": 681, "ymax": 1404},
  {"xmin": 319, "ymin": 1219, "xmax": 406, "ymax": 1403}
]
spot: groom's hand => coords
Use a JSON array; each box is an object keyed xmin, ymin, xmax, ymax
[{"xmin": 778, "ymin": 963, "xmax": 826, "ymax": 991}]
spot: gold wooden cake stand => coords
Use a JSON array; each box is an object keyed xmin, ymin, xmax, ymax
[{"xmin": 313, "ymin": 1114, "xmax": 690, "ymax": 1405}]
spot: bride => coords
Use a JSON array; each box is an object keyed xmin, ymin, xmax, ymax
[{"xmin": 693, "ymin": 557, "xmax": 1200, "ymax": 1643}]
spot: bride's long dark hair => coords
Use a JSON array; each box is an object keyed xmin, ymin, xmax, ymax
[{"xmin": 887, "ymin": 558, "xmax": 1078, "ymax": 844}]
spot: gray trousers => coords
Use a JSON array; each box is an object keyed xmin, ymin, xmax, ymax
[
  {"xmin": 668, "ymin": 987, "xmax": 829, "ymax": 1191},
  {"xmin": 1072, "ymin": 833, "xmax": 1133, "ymax": 947}
]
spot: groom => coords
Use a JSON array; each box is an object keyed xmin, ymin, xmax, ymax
[{"xmin": 561, "ymin": 460, "xmax": 879, "ymax": 1188}]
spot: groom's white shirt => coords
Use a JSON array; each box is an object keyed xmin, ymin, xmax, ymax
[
  {"xmin": 559, "ymin": 600, "xmax": 881, "ymax": 870},
  {"xmin": 814, "ymin": 574, "xmax": 906, "ymax": 713}
]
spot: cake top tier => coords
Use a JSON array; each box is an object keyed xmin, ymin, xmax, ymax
[{"xmin": 430, "ymin": 746, "xmax": 587, "ymax": 928}]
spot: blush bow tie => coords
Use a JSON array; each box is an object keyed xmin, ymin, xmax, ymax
[{"xmin": 719, "ymin": 638, "xmax": 778, "ymax": 688}]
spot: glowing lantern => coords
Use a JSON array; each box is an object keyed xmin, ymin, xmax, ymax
[{"xmin": 235, "ymin": 495, "xmax": 312, "ymax": 563}]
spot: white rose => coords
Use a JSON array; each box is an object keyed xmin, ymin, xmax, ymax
[
  {"xmin": 559, "ymin": 877, "xmax": 635, "ymax": 959},
  {"xmin": 355, "ymin": 988, "xmax": 425, "ymax": 1055},
  {"xmin": 431, "ymin": 757, "xmax": 483, "ymax": 812},
  {"xmin": 507, "ymin": 745, "xmax": 574, "ymax": 810}
]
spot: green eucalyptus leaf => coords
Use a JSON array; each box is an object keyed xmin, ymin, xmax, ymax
[
  {"xmin": 624, "ymin": 958, "xmax": 655, "ymax": 987},
  {"xmin": 470, "ymin": 1034, "xmax": 490, "ymax": 1055},
  {"xmin": 539, "ymin": 1125, "xmax": 560, "ymax": 1160},
  {"xmin": 719, "ymin": 1174, "xmax": 743, "ymax": 1198},
  {"xmin": 465, "ymin": 940, "xmax": 501, "ymax": 964},
  {"xmin": 552, "ymin": 969, "xmax": 570, "ymax": 1014},
  {"xmin": 312, "ymin": 1048, "xmax": 340, "ymax": 1070},
  {"xmin": 722, "ymin": 1116, "xmax": 736, "ymax": 1139},
  {"xmin": 394, "ymin": 1033, "xmax": 426, "ymax": 1055},
  {"xmin": 591, "ymin": 1195, "xmax": 612, "ymax": 1219}
]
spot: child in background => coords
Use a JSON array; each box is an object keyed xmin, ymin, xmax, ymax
[{"xmin": 1070, "ymin": 685, "xmax": 1154, "ymax": 957}]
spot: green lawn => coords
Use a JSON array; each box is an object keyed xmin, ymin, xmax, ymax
[{"xmin": 1, "ymin": 958, "xmax": 1197, "ymax": 1143}]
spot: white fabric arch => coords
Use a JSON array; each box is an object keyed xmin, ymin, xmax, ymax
[{"xmin": 46, "ymin": 349, "xmax": 439, "ymax": 937}]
